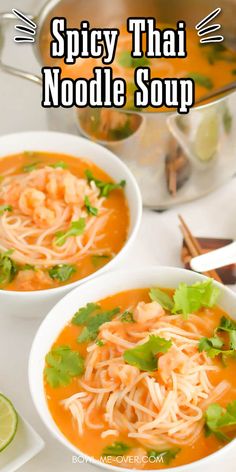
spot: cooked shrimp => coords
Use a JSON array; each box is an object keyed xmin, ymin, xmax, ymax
[
  {"xmin": 63, "ymin": 173, "xmax": 87, "ymax": 205},
  {"xmin": 158, "ymin": 345, "xmax": 188, "ymax": 383},
  {"xmin": 33, "ymin": 206, "xmax": 56, "ymax": 228},
  {"xmin": 18, "ymin": 188, "xmax": 45, "ymax": 216},
  {"xmin": 134, "ymin": 301, "xmax": 164, "ymax": 323},
  {"xmin": 108, "ymin": 364, "xmax": 139, "ymax": 387},
  {"xmin": 14, "ymin": 269, "xmax": 53, "ymax": 291}
]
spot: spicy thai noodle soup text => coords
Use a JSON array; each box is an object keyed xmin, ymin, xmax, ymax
[
  {"xmin": 0, "ymin": 152, "xmax": 129, "ymax": 291},
  {"xmin": 44, "ymin": 280, "xmax": 236, "ymax": 469},
  {"xmin": 42, "ymin": 24, "xmax": 236, "ymax": 140}
]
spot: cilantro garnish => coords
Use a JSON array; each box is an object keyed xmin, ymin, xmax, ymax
[
  {"xmin": 203, "ymin": 43, "xmax": 236, "ymax": 65},
  {"xmin": 187, "ymin": 73, "xmax": 213, "ymax": 90},
  {"xmin": 198, "ymin": 336, "xmax": 227, "ymax": 358},
  {"xmin": 149, "ymin": 288, "xmax": 174, "ymax": 311},
  {"xmin": 91, "ymin": 254, "xmax": 111, "ymax": 268},
  {"xmin": 199, "ymin": 316, "xmax": 236, "ymax": 360},
  {"xmin": 23, "ymin": 161, "xmax": 41, "ymax": 172},
  {"xmin": 45, "ymin": 345, "xmax": 84, "ymax": 388},
  {"xmin": 121, "ymin": 311, "xmax": 135, "ymax": 323},
  {"xmin": 50, "ymin": 161, "xmax": 68, "ymax": 169},
  {"xmin": 172, "ymin": 280, "xmax": 219, "ymax": 319},
  {"xmin": 0, "ymin": 205, "xmax": 13, "ymax": 216},
  {"xmin": 72, "ymin": 303, "xmax": 100, "ymax": 325},
  {"xmin": 205, "ymin": 401, "xmax": 236, "ymax": 441},
  {"xmin": 96, "ymin": 339, "xmax": 105, "ymax": 347},
  {"xmin": 102, "ymin": 442, "xmax": 131, "ymax": 457},
  {"xmin": 148, "ymin": 448, "xmax": 181, "ymax": 465},
  {"xmin": 0, "ymin": 252, "xmax": 18, "ymax": 286},
  {"xmin": 77, "ymin": 307, "xmax": 120, "ymax": 343},
  {"xmin": 55, "ymin": 218, "xmax": 86, "ymax": 246},
  {"xmin": 123, "ymin": 335, "xmax": 172, "ymax": 371},
  {"xmin": 84, "ymin": 195, "xmax": 98, "ymax": 216},
  {"xmin": 118, "ymin": 51, "xmax": 150, "ymax": 68},
  {"xmin": 217, "ymin": 316, "xmax": 236, "ymax": 350},
  {"xmin": 48, "ymin": 264, "xmax": 76, "ymax": 282},
  {"xmin": 21, "ymin": 264, "xmax": 35, "ymax": 271},
  {"xmin": 109, "ymin": 120, "xmax": 133, "ymax": 141},
  {"xmin": 85, "ymin": 169, "xmax": 126, "ymax": 197}
]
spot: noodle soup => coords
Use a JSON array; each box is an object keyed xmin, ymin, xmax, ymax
[
  {"xmin": 0, "ymin": 152, "xmax": 129, "ymax": 291},
  {"xmin": 44, "ymin": 280, "xmax": 236, "ymax": 469}
]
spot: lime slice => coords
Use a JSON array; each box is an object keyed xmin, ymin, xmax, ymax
[
  {"xmin": 194, "ymin": 112, "xmax": 219, "ymax": 161},
  {"xmin": 0, "ymin": 394, "xmax": 18, "ymax": 452}
]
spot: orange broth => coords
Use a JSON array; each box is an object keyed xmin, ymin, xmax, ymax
[{"xmin": 45, "ymin": 288, "xmax": 236, "ymax": 469}]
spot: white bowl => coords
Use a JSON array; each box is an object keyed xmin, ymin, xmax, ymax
[
  {"xmin": 29, "ymin": 266, "xmax": 236, "ymax": 472},
  {"xmin": 0, "ymin": 131, "xmax": 142, "ymax": 317}
]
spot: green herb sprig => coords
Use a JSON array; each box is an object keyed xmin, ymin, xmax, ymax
[
  {"xmin": 55, "ymin": 218, "xmax": 86, "ymax": 246},
  {"xmin": 45, "ymin": 345, "xmax": 84, "ymax": 388},
  {"xmin": 85, "ymin": 170, "xmax": 126, "ymax": 197}
]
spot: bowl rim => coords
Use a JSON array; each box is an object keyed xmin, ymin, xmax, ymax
[
  {"xmin": 0, "ymin": 130, "xmax": 142, "ymax": 297},
  {"xmin": 28, "ymin": 266, "xmax": 236, "ymax": 472}
]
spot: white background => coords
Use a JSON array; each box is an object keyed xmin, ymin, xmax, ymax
[{"xmin": 0, "ymin": 1, "xmax": 236, "ymax": 471}]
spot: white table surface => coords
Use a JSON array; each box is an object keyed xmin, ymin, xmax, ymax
[{"xmin": 0, "ymin": 1, "xmax": 236, "ymax": 471}]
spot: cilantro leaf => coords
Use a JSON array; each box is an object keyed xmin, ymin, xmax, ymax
[
  {"xmin": 121, "ymin": 311, "xmax": 135, "ymax": 323},
  {"xmin": 203, "ymin": 43, "xmax": 236, "ymax": 65},
  {"xmin": 149, "ymin": 288, "xmax": 174, "ymax": 311},
  {"xmin": 50, "ymin": 161, "xmax": 68, "ymax": 169},
  {"xmin": 205, "ymin": 401, "xmax": 236, "ymax": 441},
  {"xmin": 187, "ymin": 73, "xmax": 213, "ymax": 90},
  {"xmin": 84, "ymin": 195, "xmax": 98, "ymax": 216},
  {"xmin": 85, "ymin": 169, "xmax": 126, "ymax": 197},
  {"xmin": 23, "ymin": 161, "xmax": 41, "ymax": 172},
  {"xmin": 118, "ymin": 51, "xmax": 150, "ymax": 68},
  {"xmin": 172, "ymin": 279, "xmax": 220, "ymax": 319},
  {"xmin": 0, "ymin": 204, "xmax": 13, "ymax": 216},
  {"xmin": 21, "ymin": 264, "xmax": 35, "ymax": 271},
  {"xmin": 55, "ymin": 218, "xmax": 86, "ymax": 246},
  {"xmin": 199, "ymin": 315, "xmax": 236, "ymax": 359},
  {"xmin": 217, "ymin": 316, "xmax": 236, "ymax": 350},
  {"xmin": 109, "ymin": 120, "xmax": 133, "ymax": 141},
  {"xmin": 217, "ymin": 316, "xmax": 236, "ymax": 333},
  {"xmin": 72, "ymin": 303, "xmax": 100, "ymax": 325},
  {"xmin": 48, "ymin": 264, "xmax": 76, "ymax": 282},
  {"xmin": 198, "ymin": 336, "xmax": 227, "ymax": 358},
  {"xmin": 123, "ymin": 335, "xmax": 172, "ymax": 371},
  {"xmin": 102, "ymin": 442, "xmax": 131, "ymax": 457},
  {"xmin": 96, "ymin": 339, "xmax": 105, "ymax": 347},
  {"xmin": 45, "ymin": 345, "xmax": 84, "ymax": 388},
  {"xmin": 0, "ymin": 252, "xmax": 18, "ymax": 286},
  {"xmin": 91, "ymin": 254, "xmax": 111, "ymax": 268},
  {"xmin": 77, "ymin": 308, "xmax": 120, "ymax": 343},
  {"xmin": 148, "ymin": 448, "xmax": 181, "ymax": 465}
]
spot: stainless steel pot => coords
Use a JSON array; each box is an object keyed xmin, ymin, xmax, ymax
[{"xmin": 1, "ymin": 0, "xmax": 236, "ymax": 209}]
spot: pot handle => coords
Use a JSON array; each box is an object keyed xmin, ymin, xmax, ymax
[{"xmin": 0, "ymin": 12, "xmax": 42, "ymax": 85}]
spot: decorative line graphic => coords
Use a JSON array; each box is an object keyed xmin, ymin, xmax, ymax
[
  {"xmin": 195, "ymin": 7, "xmax": 224, "ymax": 44},
  {"xmin": 12, "ymin": 9, "xmax": 37, "ymax": 43}
]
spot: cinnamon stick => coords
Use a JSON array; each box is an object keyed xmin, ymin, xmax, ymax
[{"xmin": 178, "ymin": 215, "xmax": 223, "ymax": 283}]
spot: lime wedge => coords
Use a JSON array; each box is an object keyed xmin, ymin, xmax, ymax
[
  {"xmin": 194, "ymin": 112, "xmax": 219, "ymax": 161},
  {"xmin": 0, "ymin": 394, "xmax": 18, "ymax": 452}
]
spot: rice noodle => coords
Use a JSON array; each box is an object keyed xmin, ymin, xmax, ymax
[{"xmin": 61, "ymin": 300, "xmax": 230, "ymax": 448}]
